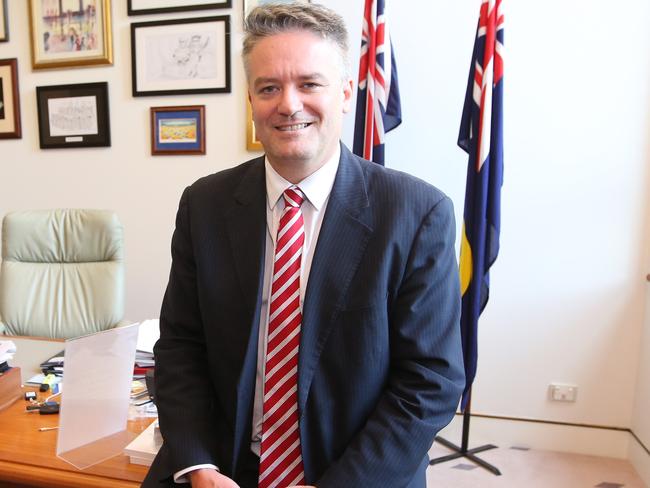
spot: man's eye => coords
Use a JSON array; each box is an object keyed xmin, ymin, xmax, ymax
[
  {"xmin": 259, "ymin": 86, "xmax": 277, "ymax": 94},
  {"xmin": 302, "ymin": 82, "xmax": 320, "ymax": 89}
]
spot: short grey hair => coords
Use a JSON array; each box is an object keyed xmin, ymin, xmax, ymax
[{"xmin": 243, "ymin": 2, "xmax": 351, "ymax": 79}]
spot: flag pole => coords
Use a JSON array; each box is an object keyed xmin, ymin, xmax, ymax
[
  {"xmin": 429, "ymin": 0, "xmax": 505, "ymax": 476},
  {"xmin": 429, "ymin": 388, "xmax": 501, "ymax": 475}
]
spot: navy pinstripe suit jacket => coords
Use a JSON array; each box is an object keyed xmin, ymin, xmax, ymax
[{"xmin": 143, "ymin": 143, "xmax": 464, "ymax": 488}]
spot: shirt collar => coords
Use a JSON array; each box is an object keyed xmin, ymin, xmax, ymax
[{"xmin": 265, "ymin": 145, "xmax": 341, "ymax": 211}]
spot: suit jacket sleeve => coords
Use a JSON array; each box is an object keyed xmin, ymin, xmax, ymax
[
  {"xmin": 317, "ymin": 195, "xmax": 465, "ymax": 487},
  {"xmin": 154, "ymin": 187, "xmax": 222, "ymax": 477}
]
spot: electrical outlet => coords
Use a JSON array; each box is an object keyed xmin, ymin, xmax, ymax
[{"xmin": 549, "ymin": 383, "xmax": 578, "ymax": 402}]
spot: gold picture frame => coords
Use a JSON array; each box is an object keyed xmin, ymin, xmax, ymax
[
  {"xmin": 28, "ymin": 0, "xmax": 113, "ymax": 70},
  {"xmin": 246, "ymin": 98, "xmax": 263, "ymax": 152}
]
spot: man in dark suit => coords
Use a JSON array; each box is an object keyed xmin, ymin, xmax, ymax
[{"xmin": 143, "ymin": 4, "xmax": 464, "ymax": 488}]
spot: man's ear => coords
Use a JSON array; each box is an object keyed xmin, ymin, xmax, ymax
[
  {"xmin": 248, "ymin": 90, "xmax": 254, "ymax": 118},
  {"xmin": 342, "ymin": 78, "xmax": 353, "ymax": 114}
]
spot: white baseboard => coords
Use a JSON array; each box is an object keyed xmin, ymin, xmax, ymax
[
  {"xmin": 437, "ymin": 413, "xmax": 630, "ymax": 459},
  {"xmin": 629, "ymin": 437, "xmax": 650, "ymax": 488}
]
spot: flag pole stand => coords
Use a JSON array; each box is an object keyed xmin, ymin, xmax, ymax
[{"xmin": 429, "ymin": 390, "xmax": 501, "ymax": 475}]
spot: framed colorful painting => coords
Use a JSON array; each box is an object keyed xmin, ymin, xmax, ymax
[
  {"xmin": 131, "ymin": 16, "xmax": 231, "ymax": 97},
  {"xmin": 150, "ymin": 105, "xmax": 205, "ymax": 155},
  {"xmin": 0, "ymin": 58, "xmax": 21, "ymax": 139},
  {"xmin": 28, "ymin": 0, "xmax": 113, "ymax": 69},
  {"xmin": 36, "ymin": 82, "xmax": 111, "ymax": 148}
]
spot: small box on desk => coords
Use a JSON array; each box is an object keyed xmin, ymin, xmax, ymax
[{"xmin": 0, "ymin": 367, "xmax": 22, "ymax": 412}]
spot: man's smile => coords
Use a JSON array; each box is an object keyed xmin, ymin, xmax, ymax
[{"xmin": 275, "ymin": 122, "xmax": 314, "ymax": 132}]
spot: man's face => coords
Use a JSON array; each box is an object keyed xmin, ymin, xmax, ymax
[{"xmin": 247, "ymin": 30, "xmax": 353, "ymax": 179}]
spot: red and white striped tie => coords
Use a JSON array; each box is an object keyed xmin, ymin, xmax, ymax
[{"xmin": 259, "ymin": 187, "xmax": 306, "ymax": 488}]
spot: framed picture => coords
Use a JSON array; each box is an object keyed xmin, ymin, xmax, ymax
[
  {"xmin": 0, "ymin": 0, "xmax": 8, "ymax": 42},
  {"xmin": 0, "ymin": 58, "xmax": 21, "ymax": 139},
  {"xmin": 128, "ymin": 0, "xmax": 231, "ymax": 16},
  {"xmin": 244, "ymin": 0, "xmax": 309, "ymax": 19},
  {"xmin": 150, "ymin": 105, "xmax": 205, "ymax": 155},
  {"xmin": 36, "ymin": 82, "xmax": 111, "ymax": 149},
  {"xmin": 246, "ymin": 98, "xmax": 262, "ymax": 152},
  {"xmin": 131, "ymin": 16, "xmax": 231, "ymax": 97},
  {"xmin": 28, "ymin": 0, "xmax": 113, "ymax": 69}
]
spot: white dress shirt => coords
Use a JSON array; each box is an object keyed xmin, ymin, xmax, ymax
[{"xmin": 174, "ymin": 147, "xmax": 340, "ymax": 483}]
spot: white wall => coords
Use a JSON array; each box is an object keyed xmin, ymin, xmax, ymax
[{"xmin": 1, "ymin": 0, "xmax": 649, "ymax": 458}]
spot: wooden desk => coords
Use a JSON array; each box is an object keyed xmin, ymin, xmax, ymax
[
  {"xmin": 0, "ymin": 336, "xmax": 153, "ymax": 487},
  {"xmin": 0, "ymin": 386, "xmax": 152, "ymax": 488}
]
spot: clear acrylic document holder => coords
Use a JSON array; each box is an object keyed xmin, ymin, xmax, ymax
[{"xmin": 56, "ymin": 322, "xmax": 140, "ymax": 469}]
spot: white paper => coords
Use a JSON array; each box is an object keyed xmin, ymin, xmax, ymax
[
  {"xmin": 136, "ymin": 319, "xmax": 160, "ymax": 354},
  {"xmin": 26, "ymin": 373, "xmax": 63, "ymax": 386},
  {"xmin": 48, "ymin": 96, "xmax": 98, "ymax": 136},
  {"xmin": 0, "ymin": 340, "xmax": 16, "ymax": 363},
  {"xmin": 123, "ymin": 420, "xmax": 162, "ymax": 465}
]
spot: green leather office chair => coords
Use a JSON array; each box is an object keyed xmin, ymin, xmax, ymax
[{"xmin": 0, "ymin": 209, "xmax": 125, "ymax": 339}]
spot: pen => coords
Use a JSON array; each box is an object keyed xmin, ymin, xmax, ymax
[{"xmin": 38, "ymin": 426, "xmax": 59, "ymax": 432}]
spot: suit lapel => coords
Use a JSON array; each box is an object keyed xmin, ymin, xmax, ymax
[
  {"xmin": 298, "ymin": 145, "xmax": 373, "ymax": 414},
  {"xmin": 223, "ymin": 157, "xmax": 267, "ymax": 469}
]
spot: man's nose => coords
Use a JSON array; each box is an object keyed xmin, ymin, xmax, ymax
[{"xmin": 277, "ymin": 87, "xmax": 303, "ymax": 117}]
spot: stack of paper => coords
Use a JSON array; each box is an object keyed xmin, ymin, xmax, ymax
[
  {"xmin": 0, "ymin": 341, "xmax": 16, "ymax": 372},
  {"xmin": 134, "ymin": 319, "xmax": 159, "ymax": 378},
  {"xmin": 40, "ymin": 350, "xmax": 65, "ymax": 374},
  {"xmin": 123, "ymin": 420, "xmax": 162, "ymax": 466}
]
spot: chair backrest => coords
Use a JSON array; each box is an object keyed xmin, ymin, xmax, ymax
[{"xmin": 0, "ymin": 209, "xmax": 124, "ymax": 339}]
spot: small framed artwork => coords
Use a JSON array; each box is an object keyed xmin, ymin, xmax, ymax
[
  {"xmin": 131, "ymin": 16, "xmax": 231, "ymax": 97},
  {"xmin": 150, "ymin": 105, "xmax": 205, "ymax": 155},
  {"xmin": 28, "ymin": 0, "xmax": 113, "ymax": 69},
  {"xmin": 0, "ymin": 58, "xmax": 21, "ymax": 139},
  {"xmin": 246, "ymin": 99, "xmax": 262, "ymax": 152},
  {"xmin": 128, "ymin": 0, "xmax": 231, "ymax": 16},
  {"xmin": 0, "ymin": 0, "xmax": 8, "ymax": 42},
  {"xmin": 36, "ymin": 82, "xmax": 111, "ymax": 149},
  {"xmin": 244, "ymin": 0, "xmax": 309, "ymax": 19}
]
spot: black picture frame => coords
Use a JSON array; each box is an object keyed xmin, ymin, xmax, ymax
[
  {"xmin": 131, "ymin": 16, "xmax": 231, "ymax": 97},
  {"xmin": 0, "ymin": 0, "xmax": 8, "ymax": 42},
  {"xmin": 128, "ymin": 0, "xmax": 231, "ymax": 16},
  {"xmin": 36, "ymin": 82, "xmax": 111, "ymax": 149}
]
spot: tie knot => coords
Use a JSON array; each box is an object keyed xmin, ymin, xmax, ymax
[{"xmin": 283, "ymin": 187, "xmax": 304, "ymax": 208}]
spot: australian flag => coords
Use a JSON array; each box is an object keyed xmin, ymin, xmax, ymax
[
  {"xmin": 458, "ymin": 0, "xmax": 504, "ymax": 411},
  {"xmin": 353, "ymin": 0, "xmax": 401, "ymax": 166}
]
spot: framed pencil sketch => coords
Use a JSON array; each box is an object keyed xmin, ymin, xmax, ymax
[
  {"xmin": 244, "ymin": 0, "xmax": 309, "ymax": 19},
  {"xmin": 0, "ymin": 0, "xmax": 8, "ymax": 42},
  {"xmin": 28, "ymin": 0, "xmax": 113, "ymax": 69},
  {"xmin": 36, "ymin": 82, "xmax": 111, "ymax": 149},
  {"xmin": 128, "ymin": 0, "xmax": 231, "ymax": 16},
  {"xmin": 131, "ymin": 16, "xmax": 231, "ymax": 97},
  {"xmin": 246, "ymin": 98, "xmax": 262, "ymax": 151},
  {"xmin": 0, "ymin": 59, "xmax": 22, "ymax": 139},
  {"xmin": 150, "ymin": 105, "xmax": 205, "ymax": 155}
]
